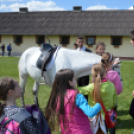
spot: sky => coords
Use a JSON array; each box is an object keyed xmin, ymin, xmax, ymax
[{"xmin": 0, "ymin": 0, "xmax": 134, "ymax": 12}]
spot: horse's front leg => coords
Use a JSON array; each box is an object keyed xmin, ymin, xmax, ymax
[
  {"xmin": 33, "ymin": 81, "xmax": 40, "ymax": 107},
  {"xmin": 19, "ymin": 74, "xmax": 29, "ymax": 107}
]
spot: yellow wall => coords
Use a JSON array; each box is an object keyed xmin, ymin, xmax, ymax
[
  {"xmin": 46, "ymin": 35, "xmax": 59, "ymax": 46},
  {"xmin": 0, "ymin": 35, "xmax": 133, "ymax": 57},
  {"xmin": 0, "ymin": 35, "xmax": 38, "ymax": 53},
  {"xmin": 95, "ymin": 36, "xmax": 134, "ymax": 57},
  {"xmin": 56, "ymin": 35, "xmax": 133, "ymax": 57}
]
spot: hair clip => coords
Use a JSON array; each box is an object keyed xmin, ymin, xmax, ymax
[{"xmin": 108, "ymin": 54, "xmax": 113, "ymax": 62}]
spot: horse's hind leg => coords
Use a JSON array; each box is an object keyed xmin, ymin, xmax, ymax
[
  {"xmin": 19, "ymin": 74, "xmax": 29, "ymax": 107},
  {"xmin": 33, "ymin": 81, "xmax": 40, "ymax": 107}
]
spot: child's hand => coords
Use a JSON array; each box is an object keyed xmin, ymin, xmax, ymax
[
  {"xmin": 132, "ymin": 90, "xmax": 134, "ymax": 98},
  {"xmin": 114, "ymin": 59, "xmax": 120, "ymax": 65}
]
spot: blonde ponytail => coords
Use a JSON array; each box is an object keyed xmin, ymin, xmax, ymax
[
  {"xmin": 93, "ymin": 75, "xmax": 101, "ymax": 103},
  {"xmin": 91, "ymin": 64, "xmax": 106, "ymax": 103}
]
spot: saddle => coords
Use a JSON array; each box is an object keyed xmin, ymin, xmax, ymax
[{"xmin": 36, "ymin": 43, "xmax": 57, "ymax": 76}]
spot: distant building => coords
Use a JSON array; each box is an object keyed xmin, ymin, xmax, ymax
[{"xmin": 0, "ymin": 7, "xmax": 134, "ymax": 59}]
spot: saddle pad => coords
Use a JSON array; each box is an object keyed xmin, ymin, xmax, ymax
[
  {"xmin": 31, "ymin": 46, "xmax": 60, "ymax": 71},
  {"xmin": 31, "ymin": 51, "xmax": 42, "ymax": 67}
]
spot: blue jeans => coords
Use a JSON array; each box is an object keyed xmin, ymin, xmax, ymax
[
  {"xmin": 2, "ymin": 51, "xmax": 5, "ymax": 56},
  {"xmin": 8, "ymin": 51, "xmax": 11, "ymax": 56},
  {"xmin": 105, "ymin": 122, "xmax": 115, "ymax": 134},
  {"xmin": 105, "ymin": 105, "xmax": 117, "ymax": 134}
]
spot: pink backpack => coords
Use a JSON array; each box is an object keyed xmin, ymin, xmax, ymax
[{"xmin": 0, "ymin": 109, "xmax": 31, "ymax": 134}]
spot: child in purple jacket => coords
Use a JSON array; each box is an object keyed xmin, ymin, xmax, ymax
[{"xmin": 101, "ymin": 52, "xmax": 123, "ymax": 95}]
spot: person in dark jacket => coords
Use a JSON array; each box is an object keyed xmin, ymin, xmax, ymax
[
  {"xmin": 130, "ymin": 30, "xmax": 134, "ymax": 47},
  {"xmin": 76, "ymin": 36, "xmax": 92, "ymax": 101},
  {"xmin": 76, "ymin": 36, "xmax": 92, "ymax": 52},
  {"xmin": 73, "ymin": 43, "xmax": 78, "ymax": 50},
  {"xmin": 0, "ymin": 44, "xmax": 5, "ymax": 56},
  {"xmin": 7, "ymin": 44, "xmax": 12, "ymax": 56},
  {"xmin": 130, "ymin": 30, "xmax": 134, "ymax": 134}
]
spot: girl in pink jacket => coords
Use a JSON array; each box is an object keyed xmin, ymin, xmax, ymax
[
  {"xmin": 45, "ymin": 69, "xmax": 101, "ymax": 134},
  {"xmin": 101, "ymin": 52, "xmax": 123, "ymax": 95}
]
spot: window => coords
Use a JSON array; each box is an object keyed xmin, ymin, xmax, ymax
[
  {"xmin": 36, "ymin": 36, "xmax": 45, "ymax": 46},
  {"xmin": 111, "ymin": 36, "xmax": 122, "ymax": 46},
  {"xmin": 86, "ymin": 36, "xmax": 96, "ymax": 45},
  {"xmin": 60, "ymin": 36, "xmax": 70, "ymax": 45},
  {"xmin": 14, "ymin": 35, "xmax": 22, "ymax": 45}
]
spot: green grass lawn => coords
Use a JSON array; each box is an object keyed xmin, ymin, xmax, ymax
[{"xmin": 0, "ymin": 57, "xmax": 134, "ymax": 134}]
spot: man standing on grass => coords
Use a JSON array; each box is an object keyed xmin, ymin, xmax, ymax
[
  {"xmin": 130, "ymin": 30, "xmax": 134, "ymax": 134},
  {"xmin": 0, "ymin": 44, "xmax": 5, "ymax": 56},
  {"xmin": 76, "ymin": 36, "xmax": 92, "ymax": 52},
  {"xmin": 75, "ymin": 36, "xmax": 92, "ymax": 101},
  {"xmin": 7, "ymin": 44, "xmax": 12, "ymax": 56}
]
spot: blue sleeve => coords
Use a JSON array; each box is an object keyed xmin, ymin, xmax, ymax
[{"xmin": 76, "ymin": 94, "xmax": 101, "ymax": 118}]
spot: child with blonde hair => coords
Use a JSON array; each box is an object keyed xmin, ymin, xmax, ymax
[
  {"xmin": 95, "ymin": 42, "xmax": 105, "ymax": 56},
  {"xmin": 95, "ymin": 41, "xmax": 120, "ymax": 67},
  {"xmin": 77, "ymin": 63, "xmax": 117, "ymax": 133}
]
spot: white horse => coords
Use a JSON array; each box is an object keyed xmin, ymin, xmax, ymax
[{"xmin": 18, "ymin": 46, "xmax": 102, "ymax": 107}]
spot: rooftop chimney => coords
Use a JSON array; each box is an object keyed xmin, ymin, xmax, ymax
[
  {"xmin": 19, "ymin": 7, "xmax": 28, "ymax": 13},
  {"xmin": 73, "ymin": 6, "xmax": 82, "ymax": 12}
]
